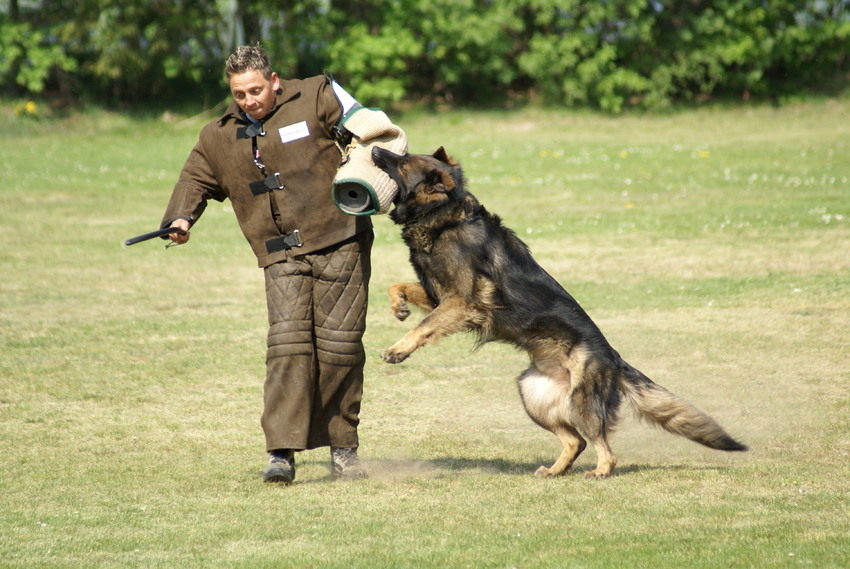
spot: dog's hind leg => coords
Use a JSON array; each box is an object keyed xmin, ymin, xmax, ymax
[
  {"xmin": 517, "ymin": 366, "xmax": 587, "ymax": 476},
  {"xmin": 584, "ymin": 434, "xmax": 617, "ymax": 480},
  {"xmin": 534, "ymin": 425, "xmax": 587, "ymax": 477}
]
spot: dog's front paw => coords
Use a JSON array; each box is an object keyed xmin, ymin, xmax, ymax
[
  {"xmin": 389, "ymin": 301, "xmax": 411, "ymax": 321},
  {"xmin": 393, "ymin": 306, "xmax": 411, "ymax": 321},
  {"xmin": 381, "ymin": 347, "xmax": 410, "ymax": 364},
  {"xmin": 382, "ymin": 334, "xmax": 420, "ymax": 364}
]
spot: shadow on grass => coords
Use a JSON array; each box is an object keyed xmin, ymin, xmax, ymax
[
  {"xmin": 256, "ymin": 456, "xmax": 730, "ymax": 486},
  {"xmin": 427, "ymin": 457, "xmax": 727, "ymax": 478},
  {"xmin": 429, "ymin": 456, "xmax": 541, "ymax": 475}
]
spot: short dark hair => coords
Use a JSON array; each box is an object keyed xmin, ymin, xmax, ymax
[{"xmin": 225, "ymin": 44, "xmax": 273, "ymax": 80}]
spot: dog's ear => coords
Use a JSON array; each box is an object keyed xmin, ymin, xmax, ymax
[
  {"xmin": 425, "ymin": 168, "xmax": 456, "ymax": 194},
  {"xmin": 433, "ymin": 146, "xmax": 451, "ymax": 164},
  {"xmin": 438, "ymin": 170, "xmax": 456, "ymax": 192}
]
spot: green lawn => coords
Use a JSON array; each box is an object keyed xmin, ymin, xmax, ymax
[{"xmin": 1, "ymin": 99, "xmax": 848, "ymax": 568}]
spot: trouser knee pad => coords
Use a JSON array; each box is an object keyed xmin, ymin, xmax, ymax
[
  {"xmin": 315, "ymin": 327, "xmax": 364, "ymax": 366},
  {"xmin": 267, "ymin": 320, "xmax": 313, "ymax": 359}
]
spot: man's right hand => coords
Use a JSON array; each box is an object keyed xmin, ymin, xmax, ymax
[{"xmin": 169, "ymin": 218, "xmax": 191, "ymax": 244}]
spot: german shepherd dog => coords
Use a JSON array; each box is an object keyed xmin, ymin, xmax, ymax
[{"xmin": 371, "ymin": 146, "xmax": 747, "ymax": 479}]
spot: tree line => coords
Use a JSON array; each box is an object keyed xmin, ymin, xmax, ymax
[{"xmin": 2, "ymin": 0, "xmax": 848, "ymax": 112}]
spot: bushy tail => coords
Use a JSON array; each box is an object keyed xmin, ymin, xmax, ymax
[{"xmin": 620, "ymin": 367, "xmax": 747, "ymax": 451}]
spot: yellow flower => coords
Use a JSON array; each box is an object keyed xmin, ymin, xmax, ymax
[{"xmin": 25, "ymin": 101, "xmax": 37, "ymax": 115}]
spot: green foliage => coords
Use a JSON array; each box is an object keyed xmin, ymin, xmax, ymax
[
  {"xmin": 324, "ymin": 0, "xmax": 523, "ymax": 106},
  {"xmin": 240, "ymin": 0, "xmax": 335, "ymax": 79},
  {"xmin": 63, "ymin": 0, "xmax": 227, "ymax": 100},
  {"xmin": 411, "ymin": 0, "xmax": 525, "ymax": 104},
  {"xmin": 517, "ymin": 0, "xmax": 652, "ymax": 112},
  {"xmin": 0, "ymin": 0, "xmax": 848, "ymax": 109},
  {"xmin": 327, "ymin": 18, "xmax": 422, "ymax": 105},
  {"xmin": 517, "ymin": 0, "xmax": 850, "ymax": 110},
  {"xmin": 0, "ymin": 16, "xmax": 77, "ymax": 93}
]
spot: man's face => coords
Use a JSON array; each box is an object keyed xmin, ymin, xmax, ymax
[{"xmin": 228, "ymin": 70, "xmax": 280, "ymax": 120}]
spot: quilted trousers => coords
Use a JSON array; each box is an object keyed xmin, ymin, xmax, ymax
[{"xmin": 261, "ymin": 231, "xmax": 373, "ymax": 451}]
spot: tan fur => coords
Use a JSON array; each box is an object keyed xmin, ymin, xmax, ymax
[
  {"xmin": 382, "ymin": 294, "xmax": 484, "ymax": 363},
  {"xmin": 620, "ymin": 372, "xmax": 744, "ymax": 450},
  {"xmin": 388, "ymin": 282, "xmax": 435, "ymax": 321}
]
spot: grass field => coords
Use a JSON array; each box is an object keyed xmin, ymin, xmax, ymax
[{"xmin": 1, "ymin": 99, "xmax": 848, "ymax": 568}]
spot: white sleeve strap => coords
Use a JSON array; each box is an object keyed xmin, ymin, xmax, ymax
[{"xmin": 331, "ymin": 80, "xmax": 359, "ymax": 115}]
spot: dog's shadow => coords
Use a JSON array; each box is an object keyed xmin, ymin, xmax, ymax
[
  {"xmin": 332, "ymin": 456, "xmax": 722, "ymax": 482},
  {"xmin": 428, "ymin": 456, "xmax": 545, "ymax": 476},
  {"xmin": 424, "ymin": 457, "xmax": 722, "ymax": 478}
]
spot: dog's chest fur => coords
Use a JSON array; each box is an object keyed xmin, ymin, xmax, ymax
[
  {"xmin": 401, "ymin": 224, "xmax": 435, "ymax": 255},
  {"xmin": 400, "ymin": 199, "xmax": 475, "ymax": 255},
  {"xmin": 400, "ymin": 202, "xmax": 486, "ymax": 301}
]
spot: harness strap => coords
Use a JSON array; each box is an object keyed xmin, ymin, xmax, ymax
[
  {"xmin": 265, "ymin": 230, "xmax": 303, "ymax": 254},
  {"xmin": 249, "ymin": 173, "xmax": 284, "ymax": 195},
  {"xmin": 237, "ymin": 121, "xmax": 266, "ymax": 139},
  {"xmin": 234, "ymin": 116, "xmax": 298, "ymax": 251}
]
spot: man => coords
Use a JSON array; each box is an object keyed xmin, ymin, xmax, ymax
[{"xmin": 160, "ymin": 45, "xmax": 379, "ymax": 484}]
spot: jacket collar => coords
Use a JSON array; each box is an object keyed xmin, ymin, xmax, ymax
[{"xmin": 217, "ymin": 80, "xmax": 302, "ymax": 127}]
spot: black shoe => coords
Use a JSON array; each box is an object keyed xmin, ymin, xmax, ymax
[
  {"xmin": 331, "ymin": 447, "xmax": 367, "ymax": 480},
  {"xmin": 263, "ymin": 450, "xmax": 295, "ymax": 484}
]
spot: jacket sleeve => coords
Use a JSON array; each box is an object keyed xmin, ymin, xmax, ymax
[
  {"xmin": 160, "ymin": 133, "xmax": 226, "ymax": 229},
  {"xmin": 315, "ymin": 76, "xmax": 348, "ymax": 139}
]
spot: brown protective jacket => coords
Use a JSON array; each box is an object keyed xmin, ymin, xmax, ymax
[{"xmin": 161, "ymin": 75, "xmax": 371, "ymax": 267}]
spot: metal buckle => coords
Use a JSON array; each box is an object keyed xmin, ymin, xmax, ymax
[
  {"xmin": 265, "ymin": 230, "xmax": 304, "ymax": 254},
  {"xmin": 270, "ymin": 172, "xmax": 283, "ymax": 190},
  {"xmin": 249, "ymin": 173, "xmax": 284, "ymax": 195}
]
